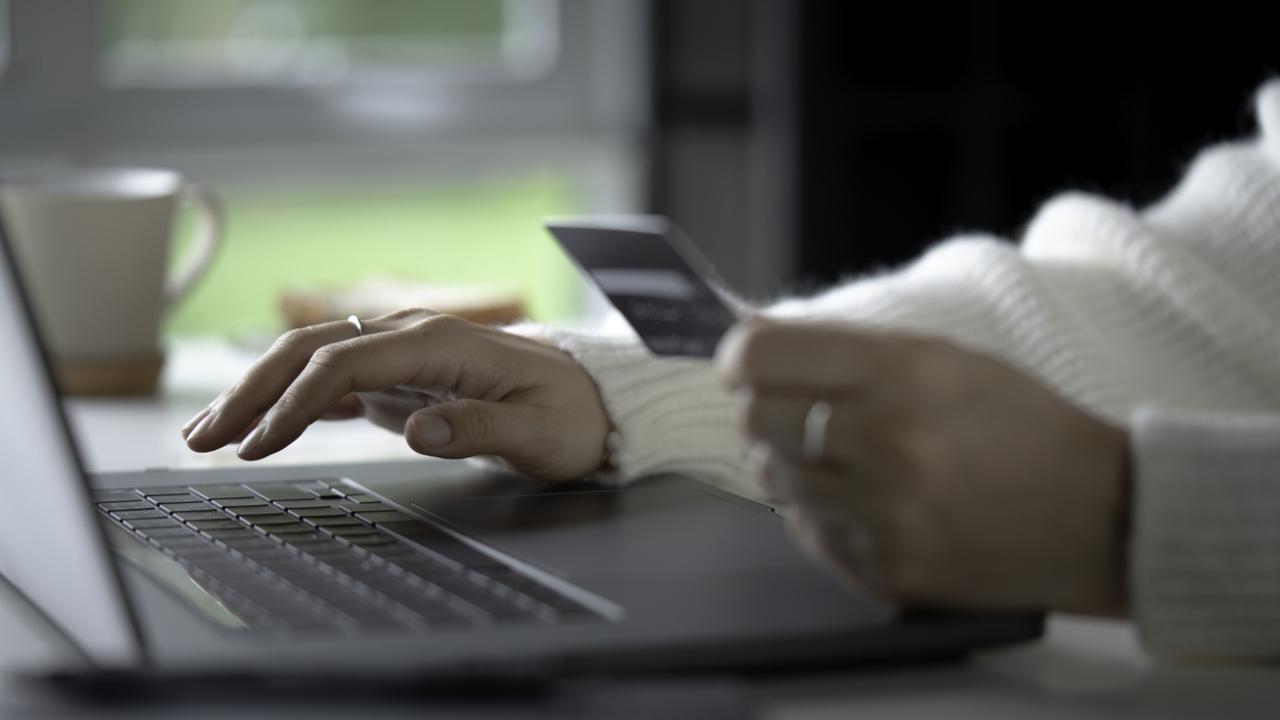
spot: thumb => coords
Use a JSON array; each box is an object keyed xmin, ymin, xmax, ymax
[{"xmin": 405, "ymin": 399, "xmax": 545, "ymax": 465}]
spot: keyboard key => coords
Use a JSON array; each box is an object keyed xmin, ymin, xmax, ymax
[
  {"xmin": 158, "ymin": 501, "xmax": 212, "ymax": 513},
  {"xmin": 190, "ymin": 485, "xmax": 256, "ymax": 500},
  {"xmin": 261, "ymin": 523, "xmax": 314, "ymax": 537},
  {"xmin": 274, "ymin": 500, "xmax": 335, "ymax": 510},
  {"xmin": 174, "ymin": 511, "xmax": 228, "ymax": 522},
  {"xmin": 230, "ymin": 506, "xmax": 283, "ymax": 517},
  {"xmin": 138, "ymin": 525, "xmax": 196, "ymax": 538},
  {"xmin": 308, "ymin": 516, "xmax": 365, "ymax": 528},
  {"xmin": 211, "ymin": 530, "xmax": 271, "ymax": 545},
  {"xmin": 243, "ymin": 514, "xmax": 297, "ymax": 526},
  {"xmin": 250, "ymin": 484, "xmax": 314, "ymax": 501},
  {"xmin": 274, "ymin": 532, "xmax": 322, "ymax": 545},
  {"xmin": 212, "ymin": 497, "xmax": 267, "ymax": 509},
  {"xmin": 289, "ymin": 507, "xmax": 346, "ymax": 518},
  {"xmin": 140, "ymin": 487, "xmax": 191, "ymax": 498},
  {"xmin": 147, "ymin": 494, "xmax": 198, "ymax": 505},
  {"xmin": 378, "ymin": 522, "xmax": 502, "ymax": 569},
  {"xmin": 124, "ymin": 517, "xmax": 183, "ymax": 530},
  {"xmin": 204, "ymin": 529, "xmax": 260, "ymax": 542},
  {"xmin": 345, "ymin": 494, "xmax": 381, "ymax": 503},
  {"xmin": 186, "ymin": 519, "xmax": 242, "ymax": 531},
  {"xmin": 111, "ymin": 509, "xmax": 167, "ymax": 521},
  {"xmin": 320, "ymin": 525, "xmax": 379, "ymax": 537},
  {"xmin": 98, "ymin": 500, "xmax": 151, "ymax": 511}
]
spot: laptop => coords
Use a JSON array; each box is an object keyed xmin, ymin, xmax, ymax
[{"xmin": 0, "ymin": 208, "xmax": 1041, "ymax": 680}]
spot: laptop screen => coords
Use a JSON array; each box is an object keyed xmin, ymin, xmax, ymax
[{"xmin": 0, "ymin": 198, "xmax": 142, "ymax": 666}]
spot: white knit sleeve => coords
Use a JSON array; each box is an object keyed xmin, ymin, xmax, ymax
[
  {"xmin": 505, "ymin": 321, "xmax": 758, "ymax": 499},
  {"xmin": 1131, "ymin": 406, "xmax": 1280, "ymax": 659}
]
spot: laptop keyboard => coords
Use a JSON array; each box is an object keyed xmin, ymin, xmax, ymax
[{"xmin": 95, "ymin": 479, "xmax": 596, "ymax": 634}]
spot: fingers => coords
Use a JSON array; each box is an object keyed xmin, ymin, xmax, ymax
[
  {"xmin": 716, "ymin": 318, "xmax": 888, "ymax": 394},
  {"xmin": 783, "ymin": 515, "xmax": 878, "ymax": 592},
  {"xmin": 181, "ymin": 405, "xmax": 214, "ymax": 440},
  {"xmin": 764, "ymin": 455, "xmax": 894, "ymax": 598},
  {"xmin": 404, "ymin": 400, "xmax": 553, "ymax": 472},
  {"xmin": 236, "ymin": 316, "xmax": 512, "ymax": 460},
  {"xmin": 184, "ymin": 308, "xmax": 441, "ymax": 453},
  {"xmin": 184, "ymin": 320, "xmax": 361, "ymax": 451},
  {"xmin": 358, "ymin": 387, "xmax": 443, "ymax": 433},
  {"xmin": 753, "ymin": 445, "xmax": 880, "ymax": 519},
  {"xmin": 320, "ymin": 393, "xmax": 365, "ymax": 421},
  {"xmin": 735, "ymin": 390, "xmax": 871, "ymax": 469}
]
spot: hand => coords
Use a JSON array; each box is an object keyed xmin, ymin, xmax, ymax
[
  {"xmin": 181, "ymin": 309, "xmax": 613, "ymax": 482},
  {"xmin": 717, "ymin": 319, "xmax": 1130, "ymax": 615}
]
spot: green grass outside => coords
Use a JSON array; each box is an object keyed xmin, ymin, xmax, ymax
[{"xmin": 165, "ymin": 173, "xmax": 582, "ymax": 337}]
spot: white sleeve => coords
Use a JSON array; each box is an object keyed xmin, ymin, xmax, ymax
[
  {"xmin": 1130, "ymin": 407, "xmax": 1280, "ymax": 659},
  {"xmin": 514, "ymin": 81, "xmax": 1280, "ymax": 505}
]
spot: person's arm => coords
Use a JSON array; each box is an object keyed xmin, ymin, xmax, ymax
[
  {"xmin": 1131, "ymin": 407, "xmax": 1280, "ymax": 659},
  {"xmin": 534, "ymin": 80, "xmax": 1280, "ymax": 491},
  {"xmin": 505, "ymin": 320, "xmax": 758, "ymax": 497}
]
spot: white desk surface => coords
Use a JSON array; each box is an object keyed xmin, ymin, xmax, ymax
[{"xmin": 15, "ymin": 340, "xmax": 1275, "ymax": 717}]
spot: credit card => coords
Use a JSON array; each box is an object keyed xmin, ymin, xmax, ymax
[{"xmin": 545, "ymin": 216, "xmax": 740, "ymax": 358}]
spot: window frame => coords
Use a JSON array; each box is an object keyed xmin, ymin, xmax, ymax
[
  {"xmin": 98, "ymin": 0, "xmax": 555, "ymax": 89},
  {"xmin": 0, "ymin": 0, "xmax": 649, "ymax": 195}
]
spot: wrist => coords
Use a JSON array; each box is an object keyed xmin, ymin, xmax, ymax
[{"xmin": 1062, "ymin": 420, "xmax": 1132, "ymax": 616}]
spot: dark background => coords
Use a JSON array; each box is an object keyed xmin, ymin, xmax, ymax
[{"xmin": 646, "ymin": 0, "xmax": 1279, "ymax": 298}]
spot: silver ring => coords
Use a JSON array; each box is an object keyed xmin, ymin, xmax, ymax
[
  {"xmin": 346, "ymin": 315, "xmax": 364, "ymax": 337},
  {"xmin": 803, "ymin": 399, "xmax": 832, "ymax": 464}
]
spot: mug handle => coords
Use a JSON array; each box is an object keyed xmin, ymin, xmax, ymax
[{"xmin": 165, "ymin": 184, "xmax": 224, "ymax": 312}]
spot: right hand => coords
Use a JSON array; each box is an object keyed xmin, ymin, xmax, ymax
[{"xmin": 181, "ymin": 309, "xmax": 613, "ymax": 482}]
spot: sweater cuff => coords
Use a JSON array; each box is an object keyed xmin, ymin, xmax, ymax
[
  {"xmin": 1130, "ymin": 406, "xmax": 1280, "ymax": 659},
  {"xmin": 505, "ymin": 322, "xmax": 757, "ymax": 499}
]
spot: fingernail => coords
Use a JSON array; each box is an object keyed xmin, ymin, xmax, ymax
[
  {"xmin": 413, "ymin": 414, "xmax": 452, "ymax": 448},
  {"xmin": 237, "ymin": 423, "xmax": 269, "ymax": 458},
  {"xmin": 181, "ymin": 411, "xmax": 205, "ymax": 436},
  {"xmin": 185, "ymin": 411, "xmax": 217, "ymax": 443}
]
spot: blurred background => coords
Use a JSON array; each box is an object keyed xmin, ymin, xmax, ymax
[{"xmin": 0, "ymin": 0, "xmax": 1276, "ymax": 340}]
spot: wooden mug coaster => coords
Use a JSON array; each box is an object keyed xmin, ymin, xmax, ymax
[{"xmin": 55, "ymin": 353, "xmax": 165, "ymax": 396}]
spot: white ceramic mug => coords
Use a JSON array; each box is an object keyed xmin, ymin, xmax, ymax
[{"xmin": 0, "ymin": 167, "xmax": 223, "ymax": 395}]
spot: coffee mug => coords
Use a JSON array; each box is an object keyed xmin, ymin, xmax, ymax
[{"xmin": 0, "ymin": 167, "xmax": 223, "ymax": 395}]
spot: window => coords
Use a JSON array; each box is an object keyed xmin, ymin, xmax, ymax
[
  {"xmin": 0, "ymin": 1, "xmax": 647, "ymax": 337},
  {"xmin": 101, "ymin": 0, "xmax": 558, "ymax": 87}
]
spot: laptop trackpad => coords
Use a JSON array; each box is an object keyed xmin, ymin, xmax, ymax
[
  {"xmin": 362, "ymin": 466, "xmax": 893, "ymax": 626},
  {"xmin": 368, "ymin": 469, "xmax": 801, "ymax": 581}
]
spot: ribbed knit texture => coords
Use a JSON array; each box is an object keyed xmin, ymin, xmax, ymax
[
  {"xmin": 1131, "ymin": 408, "xmax": 1280, "ymax": 659},
  {"xmin": 521, "ymin": 81, "xmax": 1280, "ymax": 657}
]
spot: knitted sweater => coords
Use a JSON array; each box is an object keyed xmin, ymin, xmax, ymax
[{"xmin": 526, "ymin": 81, "xmax": 1280, "ymax": 659}]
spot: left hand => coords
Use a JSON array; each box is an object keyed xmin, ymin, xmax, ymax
[{"xmin": 716, "ymin": 319, "xmax": 1130, "ymax": 615}]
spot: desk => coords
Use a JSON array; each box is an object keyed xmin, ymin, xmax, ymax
[{"xmin": 37, "ymin": 340, "xmax": 1280, "ymax": 717}]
